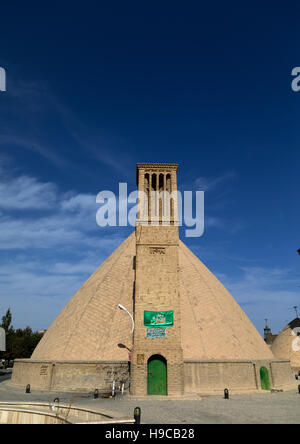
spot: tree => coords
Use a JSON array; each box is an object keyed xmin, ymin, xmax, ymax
[
  {"xmin": 1, "ymin": 308, "xmax": 12, "ymax": 332},
  {"xmin": 0, "ymin": 308, "xmax": 43, "ymax": 360}
]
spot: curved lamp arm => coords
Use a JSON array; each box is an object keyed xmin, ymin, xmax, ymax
[{"xmin": 118, "ymin": 304, "xmax": 135, "ymax": 333}]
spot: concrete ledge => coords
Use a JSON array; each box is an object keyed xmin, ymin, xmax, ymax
[{"xmin": 0, "ymin": 401, "xmax": 135, "ymax": 424}]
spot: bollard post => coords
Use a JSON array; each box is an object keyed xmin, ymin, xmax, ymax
[
  {"xmin": 298, "ymin": 385, "xmax": 300, "ymax": 394},
  {"xmin": 25, "ymin": 384, "xmax": 31, "ymax": 394},
  {"xmin": 94, "ymin": 389, "xmax": 99, "ymax": 399},
  {"xmin": 134, "ymin": 406, "xmax": 141, "ymax": 424},
  {"xmin": 224, "ymin": 388, "xmax": 229, "ymax": 399},
  {"xmin": 51, "ymin": 398, "xmax": 60, "ymax": 413}
]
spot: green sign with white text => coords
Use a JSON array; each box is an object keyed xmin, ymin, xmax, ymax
[{"xmin": 144, "ymin": 310, "xmax": 174, "ymax": 327}]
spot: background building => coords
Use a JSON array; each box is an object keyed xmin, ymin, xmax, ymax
[{"xmin": 272, "ymin": 318, "xmax": 300, "ymax": 375}]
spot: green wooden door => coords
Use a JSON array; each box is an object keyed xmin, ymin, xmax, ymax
[
  {"xmin": 147, "ymin": 356, "xmax": 167, "ymax": 395},
  {"xmin": 260, "ymin": 366, "xmax": 271, "ymax": 390}
]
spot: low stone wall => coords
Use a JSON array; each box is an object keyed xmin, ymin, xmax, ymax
[
  {"xmin": 11, "ymin": 358, "xmax": 295, "ymax": 394},
  {"xmin": 270, "ymin": 361, "xmax": 297, "ymax": 389},
  {"xmin": 11, "ymin": 360, "xmax": 129, "ymax": 392},
  {"xmin": 184, "ymin": 359, "xmax": 295, "ymax": 394}
]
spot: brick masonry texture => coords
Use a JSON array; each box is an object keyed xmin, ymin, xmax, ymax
[
  {"xmin": 11, "ymin": 360, "xmax": 129, "ymax": 392},
  {"xmin": 30, "ymin": 232, "xmax": 275, "ymax": 363},
  {"xmin": 11, "ymin": 164, "xmax": 296, "ymax": 394}
]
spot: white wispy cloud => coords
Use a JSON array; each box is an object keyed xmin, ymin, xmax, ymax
[
  {"xmin": 0, "ymin": 134, "xmax": 70, "ymax": 169},
  {"xmin": 0, "ymin": 74, "xmax": 71, "ymax": 169},
  {"xmin": 0, "ymin": 166, "xmax": 129, "ymax": 329},
  {"xmin": 0, "ymin": 173, "xmax": 57, "ymax": 210},
  {"xmin": 60, "ymin": 193, "xmax": 96, "ymax": 213},
  {"xmin": 182, "ymin": 171, "xmax": 243, "ymax": 234},
  {"xmin": 1, "ymin": 74, "xmax": 131, "ymax": 173},
  {"xmin": 194, "ymin": 172, "xmax": 237, "ymax": 191},
  {"xmin": 218, "ymin": 266, "xmax": 300, "ymax": 334},
  {"xmin": 56, "ymin": 115, "xmax": 133, "ymax": 175}
]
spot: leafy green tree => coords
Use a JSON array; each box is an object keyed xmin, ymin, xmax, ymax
[
  {"xmin": 0, "ymin": 309, "xmax": 43, "ymax": 360},
  {"xmin": 1, "ymin": 308, "xmax": 12, "ymax": 331}
]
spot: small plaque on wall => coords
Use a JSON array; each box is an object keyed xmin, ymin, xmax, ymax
[
  {"xmin": 146, "ymin": 327, "xmax": 166, "ymax": 339},
  {"xmin": 40, "ymin": 365, "xmax": 48, "ymax": 376},
  {"xmin": 149, "ymin": 247, "xmax": 166, "ymax": 255},
  {"xmin": 137, "ymin": 354, "xmax": 144, "ymax": 365}
]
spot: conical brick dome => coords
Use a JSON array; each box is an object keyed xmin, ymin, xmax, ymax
[
  {"xmin": 32, "ymin": 232, "xmax": 273, "ymax": 362},
  {"xmin": 271, "ymin": 318, "xmax": 300, "ymax": 369},
  {"xmin": 32, "ymin": 233, "xmax": 136, "ymax": 361},
  {"xmin": 179, "ymin": 241, "xmax": 273, "ymax": 360}
]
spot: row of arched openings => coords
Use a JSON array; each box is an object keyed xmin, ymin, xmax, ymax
[{"xmin": 144, "ymin": 173, "xmax": 174, "ymax": 220}]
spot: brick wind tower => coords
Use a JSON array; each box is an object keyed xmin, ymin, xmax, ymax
[
  {"xmin": 14, "ymin": 161, "xmax": 294, "ymax": 395},
  {"xmin": 130, "ymin": 163, "xmax": 184, "ymax": 396}
]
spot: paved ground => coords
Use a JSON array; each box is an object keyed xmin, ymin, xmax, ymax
[{"xmin": 1, "ymin": 370, "xmax": 300, "ymax": 424}]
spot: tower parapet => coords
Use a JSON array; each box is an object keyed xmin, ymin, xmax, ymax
[
  {"xmin": 131, "ymin": 163, "xmax": 184, "ymax": 396},
  {"xmin": 136, "ymin": 163, "xmax": 179, "ymax": 226}
]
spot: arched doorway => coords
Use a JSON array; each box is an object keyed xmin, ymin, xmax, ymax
[
  {"xmin": 147, "ymin": 355, "xmax": 167, "ymax": 395},
  {"xmin": 260, "ymin": 366, "xmax": 271, "ymax": 390}
]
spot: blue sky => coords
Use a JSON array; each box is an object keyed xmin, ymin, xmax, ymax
[{"xmin": 0, "ymin": 1, "xmax": 299, "ymax": 334}]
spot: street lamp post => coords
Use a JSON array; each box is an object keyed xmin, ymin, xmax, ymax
[
  {"xmin": 117, "ymin": 305, "xmax": 134, "ymax": 394},
  {"xmin": 118, "ymin": 304, "xmax": 135, "ymax": 333}
]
